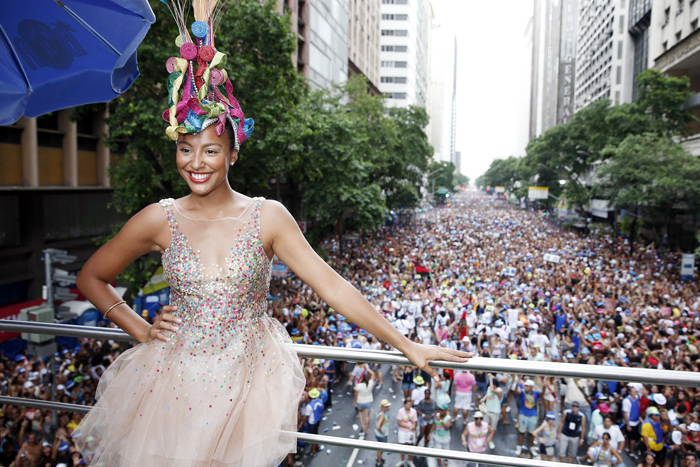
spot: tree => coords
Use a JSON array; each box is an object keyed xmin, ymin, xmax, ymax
[
  {"xmin": 282, "ymin": 85, "xmax": 386, "ymax": 242},
  {"xmin": 455, "ymin": 173, "xmax": 470, "ymax": 187},
  {"xmin": 597, "ymin": 134, "xmax": 700, "ymax": 251},
  {"xmin": 479, "ymin": 156, "xmax": 525, "ymax": 195},
  {"xmin": 343, "ymin": 77, "xmax": 431, "ymax": 211},
  {"xmin": 634, "ymin": 69, "xmax": 696, "ymax": 137}
]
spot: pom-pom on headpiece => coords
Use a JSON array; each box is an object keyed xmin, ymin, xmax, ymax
[{"xmin": 160, "ymin": 0, "xmax": 254, "ymax": 150}]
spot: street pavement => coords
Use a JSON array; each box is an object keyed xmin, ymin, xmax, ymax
[{"xmin": 298, "ymin": 366, "xmax": 637, "ymax": 467}]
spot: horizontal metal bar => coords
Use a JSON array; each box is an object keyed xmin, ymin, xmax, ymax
[
  {"xmin": 0, "ymin": 320, "xmax": 137, "ymax": 342},
  {"xmin": 2, "ymin": 320, "xmax": 699, "ymax": 387},
  {"xmin": 288, "ymin": 431, "xmax": 565, "ymax": 467},
  {"xmin": 0, "ymin": 396, "xmax": 563, "ymax": 467},
  {"xmin": 0, "ymin": 396, "xmax": 91, "ymax": 414}
]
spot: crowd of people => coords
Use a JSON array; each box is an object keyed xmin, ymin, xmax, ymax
[{"xmin": 0, "ymin": 192, "xmax": 698, "ymax": 467}]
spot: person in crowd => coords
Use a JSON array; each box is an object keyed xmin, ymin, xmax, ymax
[
  {"xmin": 583, "ymin": 432, "xmax": 624, "ymax": 466},
  {"xmin": 558, "ymin": 400, "xmax": 587, "ymax": 463},
  {"xmin": 589, "ymin": 403, "xmax": 612, "ymax": 444},
  {"xmin": 624, "ymin": 384, "xmax": 644, "ymax": 459},
  {"xmin": 591, "ymin": 414, "xmax": 626, "ymax": 466},
  {"xmin": 515, "ymin": 379, "xmax": 541, "ymax": 457},
  {"xmin": 305, "ymin": 388, "xmax": 325, "ymax": 455},
  {"xmin": 533, "ymin": 411, "xmax": 559, "ymax": 461},
  {"xmin": 415, "ymin": 388, "xmax": 437, "ymax": 447},
  {"xmin": 453, "ymin": 370, "xmax": 476, "ymax": 424},
  {"xmin": 354, "ymin": 369, "xmax": 377, "ymax": 437},
  {"xmin": 682, "ymin": 452, "xmax": 699, "ymax": 467},
  {"xmin": 374, "ymin": 399, "xmax": 391, "ymax": 467},
  {"xmin": 481, "ymin": 374, "xmax": 503, "ymax": 448},
  {"xmin": 637, "ymin": 452, "xmax": 661, "ymax": 467},
  {"xmin": 641, "ymin": 407, "xmax": 666, "ymax": 465},
  {"xmin": 433, "ymin": 396, "xmax": 453, "ymax": 467},
  {"xmin": 397, "ymin": 398, "xmax": 418, "ymax": 467},
  {"xmin": 461, "ymin": 410, "xmax": 495, "ymax": 467}
]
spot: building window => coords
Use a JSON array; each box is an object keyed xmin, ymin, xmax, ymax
[
  {"xmin": 384, "ymin": 92, "xmax": 407, "ymax": 99},
  {"xmin": 381, "ymin": 14, "xmax": 408, "ymax": 20},
  {"xmin": 663, "ymin": 7, "xmax": 670, "ymax": 26},
  {"xmin": 382, "ymin": 0, "xmax": 408, "ymax": 4},
  {"xmin": 381, "ymin": 76, "xmax": 408, "ymax": 83},
  {"xmin": 381, "ymin": 29, "xmax": 408, "ymax": 36},
  {"xmin": 381, "ymin": 45, "xmax": 408, "ymax": 52},
  {"xmin": 677, "ymin": 0, "xmax": 684, "ymax": 14}
]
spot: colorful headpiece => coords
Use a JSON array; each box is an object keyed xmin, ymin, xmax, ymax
[{"xmin": 160, "ymin": 0, "xmax": 254, "ymax": 150}]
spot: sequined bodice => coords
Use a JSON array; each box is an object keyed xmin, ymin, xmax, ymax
[{"xmin": 158, "ymin": 198, "xmax": 270, "ymax": 353}]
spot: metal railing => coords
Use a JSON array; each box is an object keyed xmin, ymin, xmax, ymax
[
  {"xmin": 2, "ymin": 321, "xmax": 697, "ymax": 387},
  {"xmin": 1, "ymin": 320, "xmax": 698, "ymax": 467}
]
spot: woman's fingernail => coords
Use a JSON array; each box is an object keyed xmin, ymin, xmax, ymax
[
  {"xmin": 172, "ymin": 325, "xmax": 179, "ymax": 331},
  {"xmin": 176, "ymin": 318, "xmax": 183, "ymax": 324}
]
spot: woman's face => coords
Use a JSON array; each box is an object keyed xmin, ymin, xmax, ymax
[{"xmin": 176, "ymin": 125, "xmax": 237, "ymax": 197}]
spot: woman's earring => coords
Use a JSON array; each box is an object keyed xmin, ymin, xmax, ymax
[{"xmin": 230, "ymin": 161, "xmax": 235, "ymax": 166}]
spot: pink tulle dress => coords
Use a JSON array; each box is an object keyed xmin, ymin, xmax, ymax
[{"xmin": 73, "ymin": 198, "xmax": 305, "ymax": 466}]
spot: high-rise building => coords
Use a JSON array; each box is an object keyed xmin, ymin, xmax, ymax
[
  {"xmin": 650, "ymin": 0, "xmax": 700, "ymax": 156},
  {"xmin": 308, "ymin": 0, "xmax": 350, "ymax": 89},
  {"xmin": 348, "ymin": 0, "xmax": 381, "ymax": 93},
  {"xmin": 379, "ymin": 0, "xmax": 430, "ymax": 108},
  {"xmin": 428, "ymin": 29, "xmax": 456, "ymax": 164},
  {"xmin": 574, "ymin": 0, "xmax": 635, "ymax": 111},
  {"xmin": 278, "ymin": 0, "xmax": 349, "ymax": 89},
  {"xmin": 529, "ymin": 0, "xmax": 579, "ymax": 139},
  {"xmin": 629, "ymin": 0, "xmax": 652, "ymax": 101}
]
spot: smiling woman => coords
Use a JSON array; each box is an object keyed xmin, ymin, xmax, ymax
[{"xmin": 68, "ymin": 1, "xmax": 472, "ymax": 465}]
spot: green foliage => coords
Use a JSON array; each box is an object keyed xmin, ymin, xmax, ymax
[
  {"xmin": 282, "ymin": 84, "xmax": 386, "ymax": 235},
  {"xmin": 635, "ymin": 69, "xmax": 697, "ymax": 136},
  {"xmin": 454, "ymin": 172, "xmax": 469, "ymax": 187},
  {"xmin": 478, "ymin": 156, "xmax": 528, "ymax": 195},
  {"xmin": 427, "ymin": 160, "xmax": 456, "ymax": 191},
  {"xmin": 277, "ymin": 76, "xmax": 432, "ymax": 235},
  {"xmin": 598, "ymin": 134, "xmax": 700, "ymax": 219}
]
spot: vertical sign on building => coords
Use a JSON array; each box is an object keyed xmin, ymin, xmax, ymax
[{"xmin": 557, "ymin": 0, "xmax": 578, "ymax": 125}]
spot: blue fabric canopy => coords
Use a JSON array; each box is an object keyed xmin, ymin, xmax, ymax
[{"xmin": 0, "ymin": 0, "xmax": 155, "ymax": 125}]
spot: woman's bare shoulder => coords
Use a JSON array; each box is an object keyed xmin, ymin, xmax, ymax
[{"xmin": 117, "ymin": 202, "xmax": 170, "ymax": 251}]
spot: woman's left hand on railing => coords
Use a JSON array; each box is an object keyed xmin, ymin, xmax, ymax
[{"xmin": 402, "ymin": 341, "xmax": 473, "ymax": 381}]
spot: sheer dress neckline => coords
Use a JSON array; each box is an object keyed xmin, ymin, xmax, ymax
[{"xmin": 171, "ymin": 197, "xmax": 257, "ymax": 222}]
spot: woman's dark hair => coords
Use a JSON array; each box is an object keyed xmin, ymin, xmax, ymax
[{"xmin": 224, "ymin": 121, "xmax": 237, "ymax": 154}]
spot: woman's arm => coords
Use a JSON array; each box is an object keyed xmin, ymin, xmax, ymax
[
  {"xmin": 76, "ymin": 203, "xmax": 178, "ymax": 343},
  {"xmin": 261, "ymin": 201, "xmax": 470, "ymax": 379}
]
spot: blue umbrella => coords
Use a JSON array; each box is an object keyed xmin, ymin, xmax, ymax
[{"xmin": 0, "ymin": 0, "xmax": 155, "ymax": 125}]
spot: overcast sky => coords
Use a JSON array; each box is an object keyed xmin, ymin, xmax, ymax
[{"xmin": 431, "ymin": 0, "xmax": 534, "ymax": 183}]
